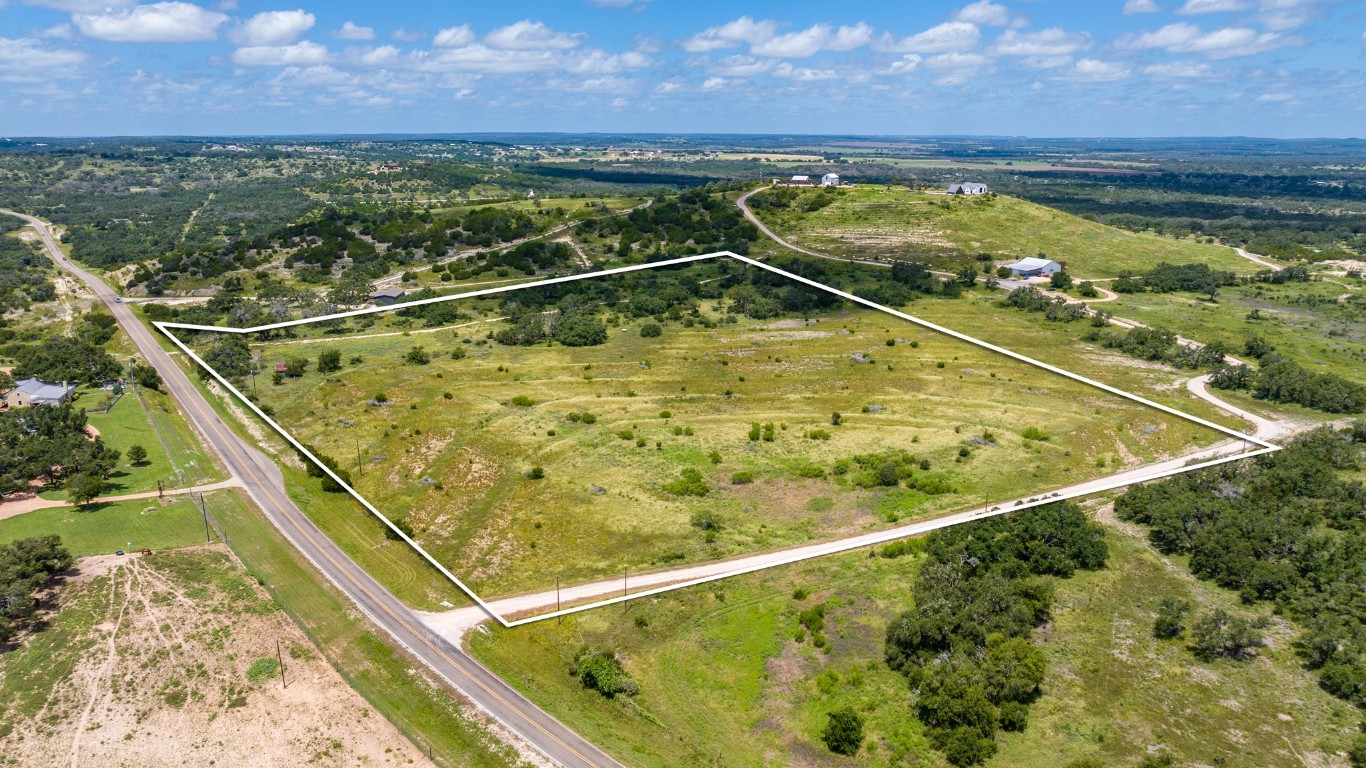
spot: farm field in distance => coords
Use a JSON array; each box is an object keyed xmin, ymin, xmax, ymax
[
  {"xmin": 237, "ymin": 263, "xmax": 1228, "ymax": 599},
  {"xmin": 746, "ymin": 185, "xmax": 1258, "ymax": 277}
]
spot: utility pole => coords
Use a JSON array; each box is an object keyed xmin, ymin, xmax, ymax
[
  {"xmin": 276, "ymin": 639, "xmax": 287, "ymax": 689},
  {"xmin": 157, "ymin": 479, "xmax": 164, "ymax": 500},
  {"xmin": 198, "ymin": 492, "xmax": 210, "ymax": 543},
  {"xmin": 356, "ymin": 437, "xmax": 363, "ymax": 476},
  {"xmin": 556, "ymin": 576, "xmax": 561, "ymax": 624}
]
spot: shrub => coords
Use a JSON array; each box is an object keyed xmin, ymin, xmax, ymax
[
  {"xmin": 404, "ymin": 346, "xmax": 431, "ymax": 365},
  {"xmin": 730, "ymin": 470, "xmax": 754, "ymax": 485},
  {"xmin": 831, "ymin": 412, "xmax": 842, "ymax": 426},
  {"xmin": 663, "ymin": 468, "xmax": 710, "ymax": 496},
  {"xmin": 1153, "ymin": 598, "xmax": 1191, "ymax": 640},
  {"xmin": 317, "ymin": 348, "xmax": 342, "ymax": 373},
  {"xmin": 571, "ymin": 647, "xmax": 639, "ymax": 698},
  {"xmin": 658, "ymin": 410, "xmax": 672, "ymax": 418},
  {"xmin": 1190, "ymin": 609, "xmax": 1263, "ymax": 661},
  {"xmin": 1021, "ymin": 426, "xmax": 1050, "ymax": 441},
  {"xmin": 526, "ymin": 466, "xmax": 545, "ymax": 480},
  {"xmin": 708, "ymin": 450, "xmax": 723, "ymax": 464},
  {"xmin": 807, "ymin": 429, "xmax": 832, "ymax": 440},
  {"xmin": 690, "ymin": 509, "xmax": 723, "ymax": 531},
  {"xmin": 748, "ymin": 422, "xmax": 761, "ymax": 441},
  {"xmin": 821, "ymin": 708, "xmax": 865, "ymax": 756},
  {"xmin": 639, "ymin": 323, "xmax": 663, "ymax": 338},
  {"xmin": 126, "ymin": 444, "xmax": 148, "ymax": 466},
  {"xmin": 510, "ymin": 395, "xmax": 534, "ymax": 407}
]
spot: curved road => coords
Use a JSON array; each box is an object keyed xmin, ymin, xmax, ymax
[{"xmin": 2, "ymin": 209, "xmax": 622, "ymax": 768}]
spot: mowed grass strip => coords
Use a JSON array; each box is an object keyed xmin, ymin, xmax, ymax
[
  {"xmin": 750, "ymin": 186, "xmax": 1256, "ymax": 278},
  {"xmin": 252, "ymin": 297, "xmax": 1227, "ymax": 598},
  {"xmin": 0, "ymin": 494, "xmax": 212, "ymax": 556}
]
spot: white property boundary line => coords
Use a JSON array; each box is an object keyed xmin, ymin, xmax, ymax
[{"xmin": 155, "ymin": 250, "xmax": 1279, "ymax": 628}]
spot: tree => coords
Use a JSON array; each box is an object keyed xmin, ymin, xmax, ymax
[
  {"xmin": 131, "ymin": 363, "xmax": 162, "ymax": 392},
  {"xmin": 66, "ymin": 472, "xmax": 106, "ymax": 506},
  {"xmin": 554, "ymin": 313, "xmax": 608, "ymax": 347},
  {"xmin": 405, "ymin": 346, "xmax": 431, "ymax": 365},
  {"xmin": 1153, "ymin": 598, "xmax": 1191, "ymax": 640},
  {"xmin": 126, "ymin": 444, "xmax": 149, "ymax": 466},
  {"xmin": 639, "ymin": 323, "xmax": 662, "ymax": 338},
  {"xmin": 571, "ymin": 646, "xmax": 638, "ymax": 698},
  {"xmin": 1050, "ymin": 271, "xmax": 1074, "ymax": 290},
  {"xmin": 821, "ymin": 708, "xmax": 864, "ymax": 756},
  {"xmin": 317, "ymin": 348, "xmax": 342, "ymax": 373},
  {"xmin": 1189, "ymin": 609, "xmax": 1263, "ymax": 661},
  {"xmin": 982, "ymin": 634, "xmax": 1046, "ymax": 704},
  {"xmin": 283, "ymin": 356, "xmax": 308, "ymax": 377}
]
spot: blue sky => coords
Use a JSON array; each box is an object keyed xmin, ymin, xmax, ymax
[{"xmin": 0, "ymin": 0, "xmax": 1362, "ymax": 137}]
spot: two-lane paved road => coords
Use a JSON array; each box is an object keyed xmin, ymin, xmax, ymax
[{"xmin": 3, "ymin": 209, "xmax": 622, "ymax": 768}]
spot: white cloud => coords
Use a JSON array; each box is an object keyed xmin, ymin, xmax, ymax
[
  {"xmin": 0, "ymin": 36, "xmax": 86, "ymax": 82},
  {"xmin": 772, "ymin": 62, "xmax": 839, "ymax": 80},
  {"xmin": 991, "ymin": 28, "xmax": 1091, "ymax": 57},
  {"xmin": 923, "ymin": 50, "xmax": 992, "ymax": 85},
  {"xmin": 697, "ymin": 54, "xmax": 766, "ymax": 76},
  {"xmin": 1143, "ymin": 60, "xmax": 1217, "ymax": 77},
  {"xmin": 231, "ymin": 40, "xmax": 328, "ymax": 66},
  {"xmin": 654, "ymin": 79, "xmax": 683, "ymax": 93},
  {"xmin": 1255, "ymin": 91, "xmax": 1294, "ymax": 101},
  {"xmin": 953, "ymin": 1, "xmax": 1011, "ymax": 27},
  {"xmin": 73, "ymin": 2, "xmax": 228, "ymax": 43},
  {"xmin": 411, "ymin": 44, "xmax": 562, "ymax": 73},
  {"xmin": 1118, "ymin": 22, "xmax": 1291, "ymax": 58},
  {"xmin": 877, "ymin": 22, "xmax": 980, "ymax": 54},
  {"xmin": 355, "ymin": 45, "xmax": 399, "ymax": 67},
  {"xmin": 881, "ymin": 53, "xmax": 921, "ymax": 75},
  {"xmin": 564, "ymin": 49, "xmax": 650, "ymax": 74},
  {"xmin": 390, "ymin": 28, "xmax": 425, "ymax": 42},
  {"xmin": 1123, "ymin": 0, "xmax": 1162, "ymax": 13},
  {"xmin": 334, "ymin": 21, "xmax": 375, "ymax": 41},
  {"xmin": 701, "ymin": 76, "xmax": 727, "ymax": 90},
  {"xmin": 1057, "ymin": 58, "xmax": 1130, "ymax": 82},
  {"xmin": 1177, "ymin": 0, "xmax": 1250, "ymax": 13},
  {"xmin": 682, "ymin": 16, "xmax": 777, "ymax": 53},
  {"xmin": 433, "ymin": 24, "xmax": 475, "ymax": 47},
  {"xmin": 484, "ymin": 20, "xmax": 584, "ymax": 50},
  {"xmin": 40, "ymin": 23, "xmax": 74, "ymax": 39},
  {"xmin": 23, "ymin": 0, "xmax": 135, "ymax": 10},
  {"xmin": 750, "ymin": 22, "xmax": 872, "ymax": 58},
  {"xmin": 230, "ymin": 10, "xmax": 314, "ymax": 47},
  {"xmin": 1256, "ymin": 0, "xmax": 1322, "ymax": 31}
]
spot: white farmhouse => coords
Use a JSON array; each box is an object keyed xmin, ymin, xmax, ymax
[
  {"xmin": 947, "ymin": 182, "xmax": 988, "ymax": 195},
  {"xmin": 821, "ymin": 173, "xmax": 840, "ymax": 187},
  {"xmin": 1008, "ymin": 257, "xmax": 1064, "ymax": 278}
]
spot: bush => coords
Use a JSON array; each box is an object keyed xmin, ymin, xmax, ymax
[
  {"xmin": 730, "ymin": 471, "xmax": 754, "ymax": 484},
  {"xmin": 510, "ymin": 395, "xmax": 534, "ymax": 407},
  {"xmin": 690, "ymin": 509, "xmax": 723, "ymax": 532},
  {"xmin": 663, "ymin": 468, "xmax": 710, "ymax": 496},
  {"xmin": 126, "ymin": 444, "xmax": 148, "ymax": 466},
  {"xmin": 821, "ymin": 708, "xmax": 864, "ymax": 756},
  {"xmin": 1021, "ymin": 426, "xmax": 1050, "ymax": 441},
  {"xmin": 1189, "ymin": 609, "xmax": 1263, "ymax": 661},
  {"xmin": 526, "ymin": 466, "xmax": 545, "ymax": 480},
  {"xmin": 1153, "ymin": 598, "xmax": 1191, "ymax": 640},
  {"xmin": 639, "ymin": 323, "xmax": 662, "ymax": 338},
  {"xmin": 571, "ymin": 647, "xmax": 639, "ymax": 698},
  {"xmin": 807, "ymin": 429, "xmax": 832, "ymax": 440},
  {"xmin": 404, "ymin": 346, "xmax": 431, "ymax": 365},
  {"xmin": 317, "ymin": 348, "xmax": 342, "ymax": 373}
]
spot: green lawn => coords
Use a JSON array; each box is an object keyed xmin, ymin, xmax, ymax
[
  {"xmin": 247, "ymin": 290, "xmax": 1228, "ymax": 599},
  {"xmin": 0, "ymin": 492, "xmax": 214, "ymax": 556},
  {"xmin": 748, "ymin": 186, "xmax": 1258, "ymax": 278},
  {"xmin": 469, "ymin": 506, "xmax": 1357, "ymax": 768}
]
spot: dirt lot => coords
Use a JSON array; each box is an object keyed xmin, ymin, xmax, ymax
[{"xmin": 0, "ymin": 547, "xmax": 424, "ymax": 768}]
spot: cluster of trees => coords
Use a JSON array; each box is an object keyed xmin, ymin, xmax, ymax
[
  {"xmin": 1082, "ymin": 325, "xmax": 1233, "ymax": 372},
  {"xmin": 1112, "ymin": 263, "xmax": 1239, "ymax": 297},
  {"xmin": 1209, "ymin": 337, "xmax": 1366, "ymax": 414},
  {"xmin": 0, "ymin": 404, "xmax": 121, "ymax": 502},
  {"xmin": 0, "ymin": 535, "xmax": 74, "ymax": 643},
  {"xmin": 294, "ymin": 443, "xmax": 352, "ymax": 493},
  {"xmin": 4, "ymin": 330, "xmax": 121, "ymax": 386},
  {"xmin": 1115, "ymin": 427, "xmax": 1366, "ymax": 720},
  {"xmin": 885, "ymin": 502, "xmax": 1108, "ymax": 765},
  {"xmin": 0, "ymin": 221, "xmax": 54, "ymax": 314},
  {"xmin": 574, "ymin": 188, "xmax": 759, "ymax": 257},
  {"xmin": 1001, "ymin": 286, "xmax": 1088, "ymax": 322}
]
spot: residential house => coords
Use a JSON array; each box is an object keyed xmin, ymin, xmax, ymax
[
  {"xmin": 3, "ymin": 377, "xmax": 75, "ymax": 408},
  {"xmin": 821, "ymin": 173, "xmax": 840, "ymax": 187},
  {"xmin": 947, "ymin": 182, "xmax": 989, "ymax": 195}
]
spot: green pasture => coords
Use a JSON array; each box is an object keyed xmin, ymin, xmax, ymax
[
  {"xmin": 248, "ymin": 292, "xmax": 1228, "ymax": 598},
  {"xmin": 748, "ymin": 186, "xmax": 1257, "ymax": 278}
]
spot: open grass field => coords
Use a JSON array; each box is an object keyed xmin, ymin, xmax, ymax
[
  {"xmin": 0, "ymin": 545, "xmax": 429, "ymax": 768},
  {"xmin": 244, "ymin": 269, "xmax": 1228, "ymax": 599},
  {"xmin": 469, "ymin": 505, "xmax": 1355, "ymax": 768},
  {"xmin": 748, "ymin": 186, "xmax": 1257, "ymax": 278},
  {"xmin": 0, "ymin": 492, "xmax": 220, "ymax": 556}
]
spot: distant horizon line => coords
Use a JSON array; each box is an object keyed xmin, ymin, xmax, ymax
[{"xmin": 3, "ymin": 132, "xmax": 1363, "ymax": 143}]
